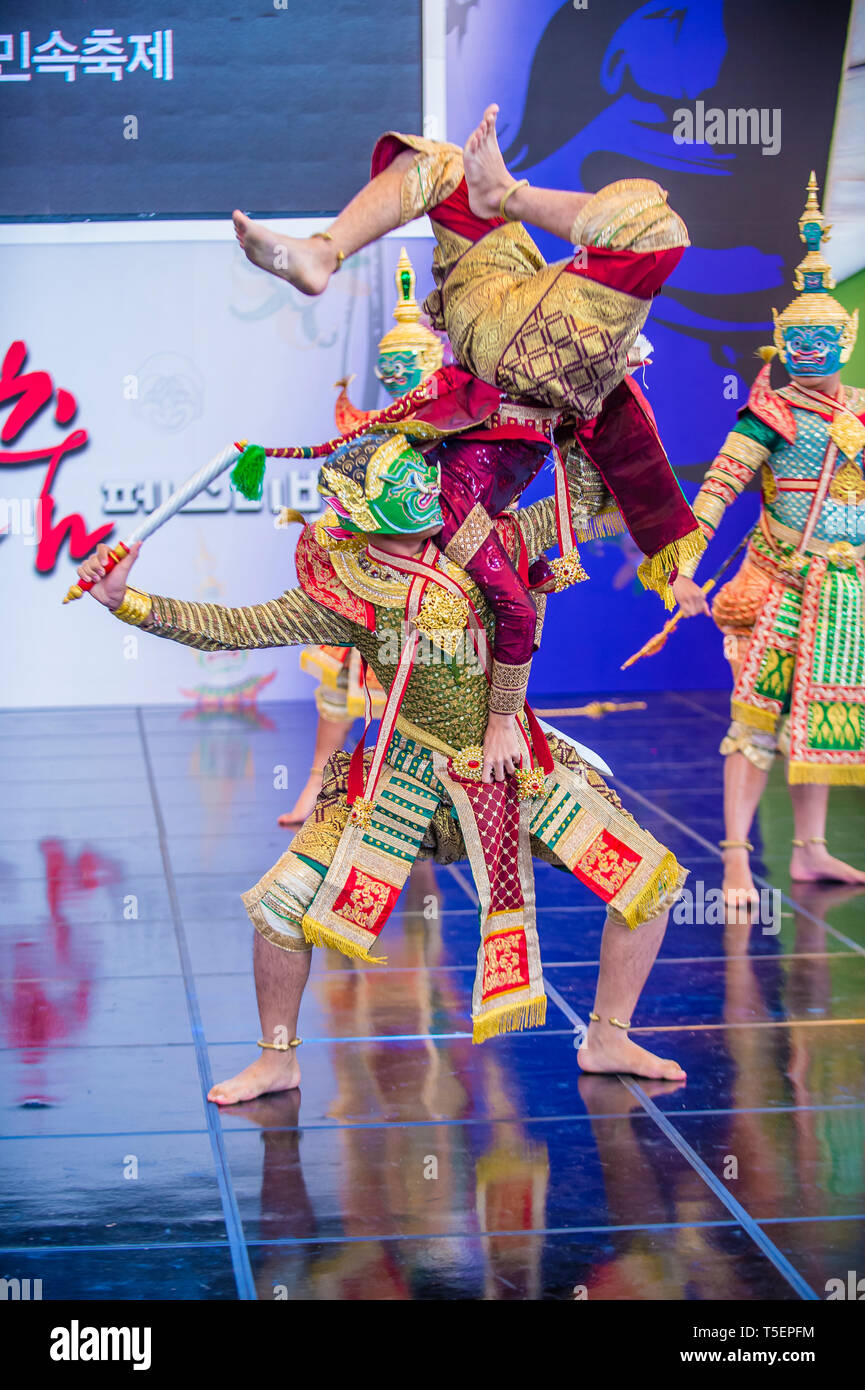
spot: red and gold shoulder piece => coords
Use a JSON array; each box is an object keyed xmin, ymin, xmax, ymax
[
  {"xmin": 744, "ymin": 364, "xmax": 796, "ymax": 443},
  {"xmin": 294, "ymin": 525, "xmax": 375, "ymax": 631}
]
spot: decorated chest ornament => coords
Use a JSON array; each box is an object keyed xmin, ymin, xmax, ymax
[
  {"xmin": 770, "ymin": 173, "xmax": 858, "ymax": 378},
  {"xmin": 317, "ymin": 432, "xmax": 443, "ymax": 541}
]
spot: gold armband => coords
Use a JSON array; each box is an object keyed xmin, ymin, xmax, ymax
[{"xmin": 112, "ymin": 587, "xmax": 152, "ymax": 626}]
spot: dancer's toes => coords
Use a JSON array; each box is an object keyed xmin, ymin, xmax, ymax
[
  {"xmin": 232, "ymin": 208, "xmax": 249, "ymax": 247},
  {"xmin": 722, "ymin": 847, "xmax": 759, "ymax": 922},
  {"xmin": 232, "ymin": 213, "xmax": 333, "ymax": 294},
  {"xmin": 791, "ymin": 843, "xmax": 865, "ymax": 884},
  {"xmin": 463, "ymin": 103, "xmax": 517, "ymax": 220},
  {"xmin": 207, "ymin": 1053, "xmax": 300, "ymax": 1106},
  {"xmin": 578, "ymin": 1028, "xmax": 686, "ymax": 1083},
  {"xmin": 277, "ymin": 774, "xmax": 323, "ymax": 829}
]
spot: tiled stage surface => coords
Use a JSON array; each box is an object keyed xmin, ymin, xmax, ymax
[{"xmin": 2, "ymin": 691, "xmax": 864, "ymax": 1301}]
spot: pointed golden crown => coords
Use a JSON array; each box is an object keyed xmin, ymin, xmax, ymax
[
  {"xmin": 772, "ymin": 172, "xmax": 858, "ymax": 356},
  {"xmin": 376, "ymin": 247, "xmax": 443, "ymax": 376}
]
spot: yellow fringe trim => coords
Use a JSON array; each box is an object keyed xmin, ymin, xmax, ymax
[
  {"xmin": 301, "ymin": 914, "xmax": 387, "ymax": 964},
  {"xmin": 472, "ymin": 993, "xmax": 547, "ymax": 1045},
  {"xmin": 787, "ymin": 761, "xmax": 865, "ymax": 786},
  {"xmin": 618, "ymin": 851, "xmax": 683, "ymax": 930},
  {"xmin": 731, "ymin": 698, "xmax": 781, "ymax": 734},
  {"xmin": 757, "ymin": 345, "xmax": 778, "ymax": 363},
  {"xmin": 575, "ymin": 507, "xmax": 628, "ymax": 543},
  {"xmin": 637, "ymin": 527, "xmax": 707, "ymax": 611}
]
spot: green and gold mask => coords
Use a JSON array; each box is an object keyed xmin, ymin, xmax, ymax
[{"xmin": 318, "ymin": 433, "xmax": 442, "ymax": 538}]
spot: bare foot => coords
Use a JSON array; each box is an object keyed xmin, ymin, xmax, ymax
[
  {"xmin": 232, "ymin": 210, "xmax": 335, "ymax": 294},
  {"xmin": 277, "ymin": 772, "xmax": 323, "ymax": 829},
  {"xmin": 577, "ymin": 1023, "xmax": 686, "ymax": 1082},
  {"xmin": 208, "ymin": 1049, "xmax": 300, "ymax": 1106},
  {"xmin": 462, "ymin": 104, "xmax": 518, "ymax": 220},
  {"xmin": 722, "ymin": 845, "xmax": 760, "ymax": 922},
  {"xmin": 790, "ymin": 841, "xmax": 865, "ymax": 885}
]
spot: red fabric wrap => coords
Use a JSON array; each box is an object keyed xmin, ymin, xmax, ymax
[
  {"xmin": 428, "ymin": 176, "xmax": 506, "ymax": 241},
  {"xmin": 435, "ymin": 435, "xmax": 548, "ymax": 667},
  {"xmin": 523, "ymin": 702, "xmax": 555, "ymax": 774},
  {"xmin": 566, "ymin": 245, "xmax": 684, "ymax": 299},
  {"xmin": 575, "ymin": 375, "xmax": 698, "ymax": 557}
]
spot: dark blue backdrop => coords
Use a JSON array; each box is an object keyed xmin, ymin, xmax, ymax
[
  {"xmin": 447, "ymin": 0, "xmax": 852, "ymax": 693},
  {"xmin": 0, "ymin": 0, "xmax": 422, "ymax": 218}
]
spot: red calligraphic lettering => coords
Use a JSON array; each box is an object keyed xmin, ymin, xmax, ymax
[{"xmin": 0, "ymin": 340, "xmax": 113, "ymax": 572}]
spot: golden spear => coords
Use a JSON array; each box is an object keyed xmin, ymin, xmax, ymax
[{"xmin": 620, "ymin": 528, "xmax": 753, "ymax": 670}]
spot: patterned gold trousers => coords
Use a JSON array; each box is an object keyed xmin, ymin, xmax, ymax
[{"xmin": 242, "ymin": 732, "xmax": 687, "ymax": 1041}]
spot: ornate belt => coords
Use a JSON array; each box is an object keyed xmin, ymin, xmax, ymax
[{"xmin": 762, "ymin": 513, "xmax": 865, "ymax": 574}]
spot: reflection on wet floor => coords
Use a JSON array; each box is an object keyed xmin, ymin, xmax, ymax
[{"xmin": 1, "ymin": 693, "xmax": 863, "ymax": 1300}]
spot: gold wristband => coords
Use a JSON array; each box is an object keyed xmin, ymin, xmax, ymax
[
  {"xmin": 499, "ymin": 179, "xmax": 529, "ymax": 220},
  {"xmin": 675, "ymin": 551, "xmax": 702, "ymax": 581},
  {"xmin": 112, "ymin": 587, "xmax": 152, "ymax": 626}
]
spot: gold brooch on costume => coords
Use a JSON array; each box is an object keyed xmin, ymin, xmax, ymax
[
  {"xmin": 550, "ymin": 550, "xmax": 589, "ymax": 591},
  {"xmin": 826, "ymin": 541, "xmax": 858, "ymax": 570},
  {"xmin": 761, "ymin": 463, "xmax": 778, "ymax": 506},
  {"xmin": 829, "ymin": 411, "xmax": 865, "ymax": 463},
  {"xmin": 829, "ymin": 460, "xmax": 865, "ymax": 506},
  {"xmin": 348, "ymin": 797, "xmax": 374, "ymax": 829},
  {"xmin": 414, "ymin": 585, "xmax": 470, "ymax": 656},
  {"xmin": 515, "ymin": 767, "xmax": 547, "ymax": 800},
  {"xmin": 450, "ymin": 745, "xmax": 485, "ymax": 781}
]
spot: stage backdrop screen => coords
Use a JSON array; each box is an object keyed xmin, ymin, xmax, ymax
[{"xmin": 0, "ymin": 0, "xmax": 423, "ymax": 219}]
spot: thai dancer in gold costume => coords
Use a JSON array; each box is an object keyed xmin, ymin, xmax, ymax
[{"xmin": 235, "ymin": 105, "xmax": 705, "ymax": 786}]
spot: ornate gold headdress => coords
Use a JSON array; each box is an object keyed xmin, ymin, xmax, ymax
[
  {"xmin": 771, "ymin": 173, "xmax": 858, "ymax": 360},
  {"xmin": 376, "ymin": 247, "xmax": 444, "ymax": 377}
]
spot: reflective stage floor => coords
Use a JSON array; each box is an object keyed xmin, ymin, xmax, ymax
[{"xmin": 2, "ymin": 691, "xmax": 864, "ymax": 1301}]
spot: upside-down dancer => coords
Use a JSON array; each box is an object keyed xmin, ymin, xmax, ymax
[{"xmin": 235, "ymin": 105, "xmax": 705, "ymax": 782}]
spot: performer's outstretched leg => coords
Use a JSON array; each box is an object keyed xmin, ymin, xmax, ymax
[
  {"xmin": 789, "ymin": 783, "xmax": 865, "ymax": 885},
  {"xmin": 577, "ymin": 909, "xmax": 686, "ymax": 1082},
  {"xmin": 208, "ymin": 931, "xmax": 310, "ymax": 1106},
  {"xmin": 232, "ymin": 148, "xmax": 415, "ymax": 292}
]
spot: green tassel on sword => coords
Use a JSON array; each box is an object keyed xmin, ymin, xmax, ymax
[
  {"xmin": 230, "ymin": 442, "xmax": 268, "ymax": 501},
  {"xmin": 620, "ymin": 526, "xmax": 755, "ymax": 670}
]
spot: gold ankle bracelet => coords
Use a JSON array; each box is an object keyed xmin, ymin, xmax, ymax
[
  {"xmin": 257, "ymin": 1037, "xmax": 302, "ymax": 1052},
  {"xmin": 589, "ymin": 1012, "xmax": 631, "ymax": 1030},
  {"xmin": 792, "ymin": 836, "xmax": 827, "ymax": 847},
  {"xmin": 719, "ymin": 838, "xmax": 754, "ymax": 852},
  {"xmin": 499, "ymin": 179, "xmax": 529, "ymax": 220},
  {"xmin": 311, "ymin": 229, "xmax": 345, "ymax": 270}
]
